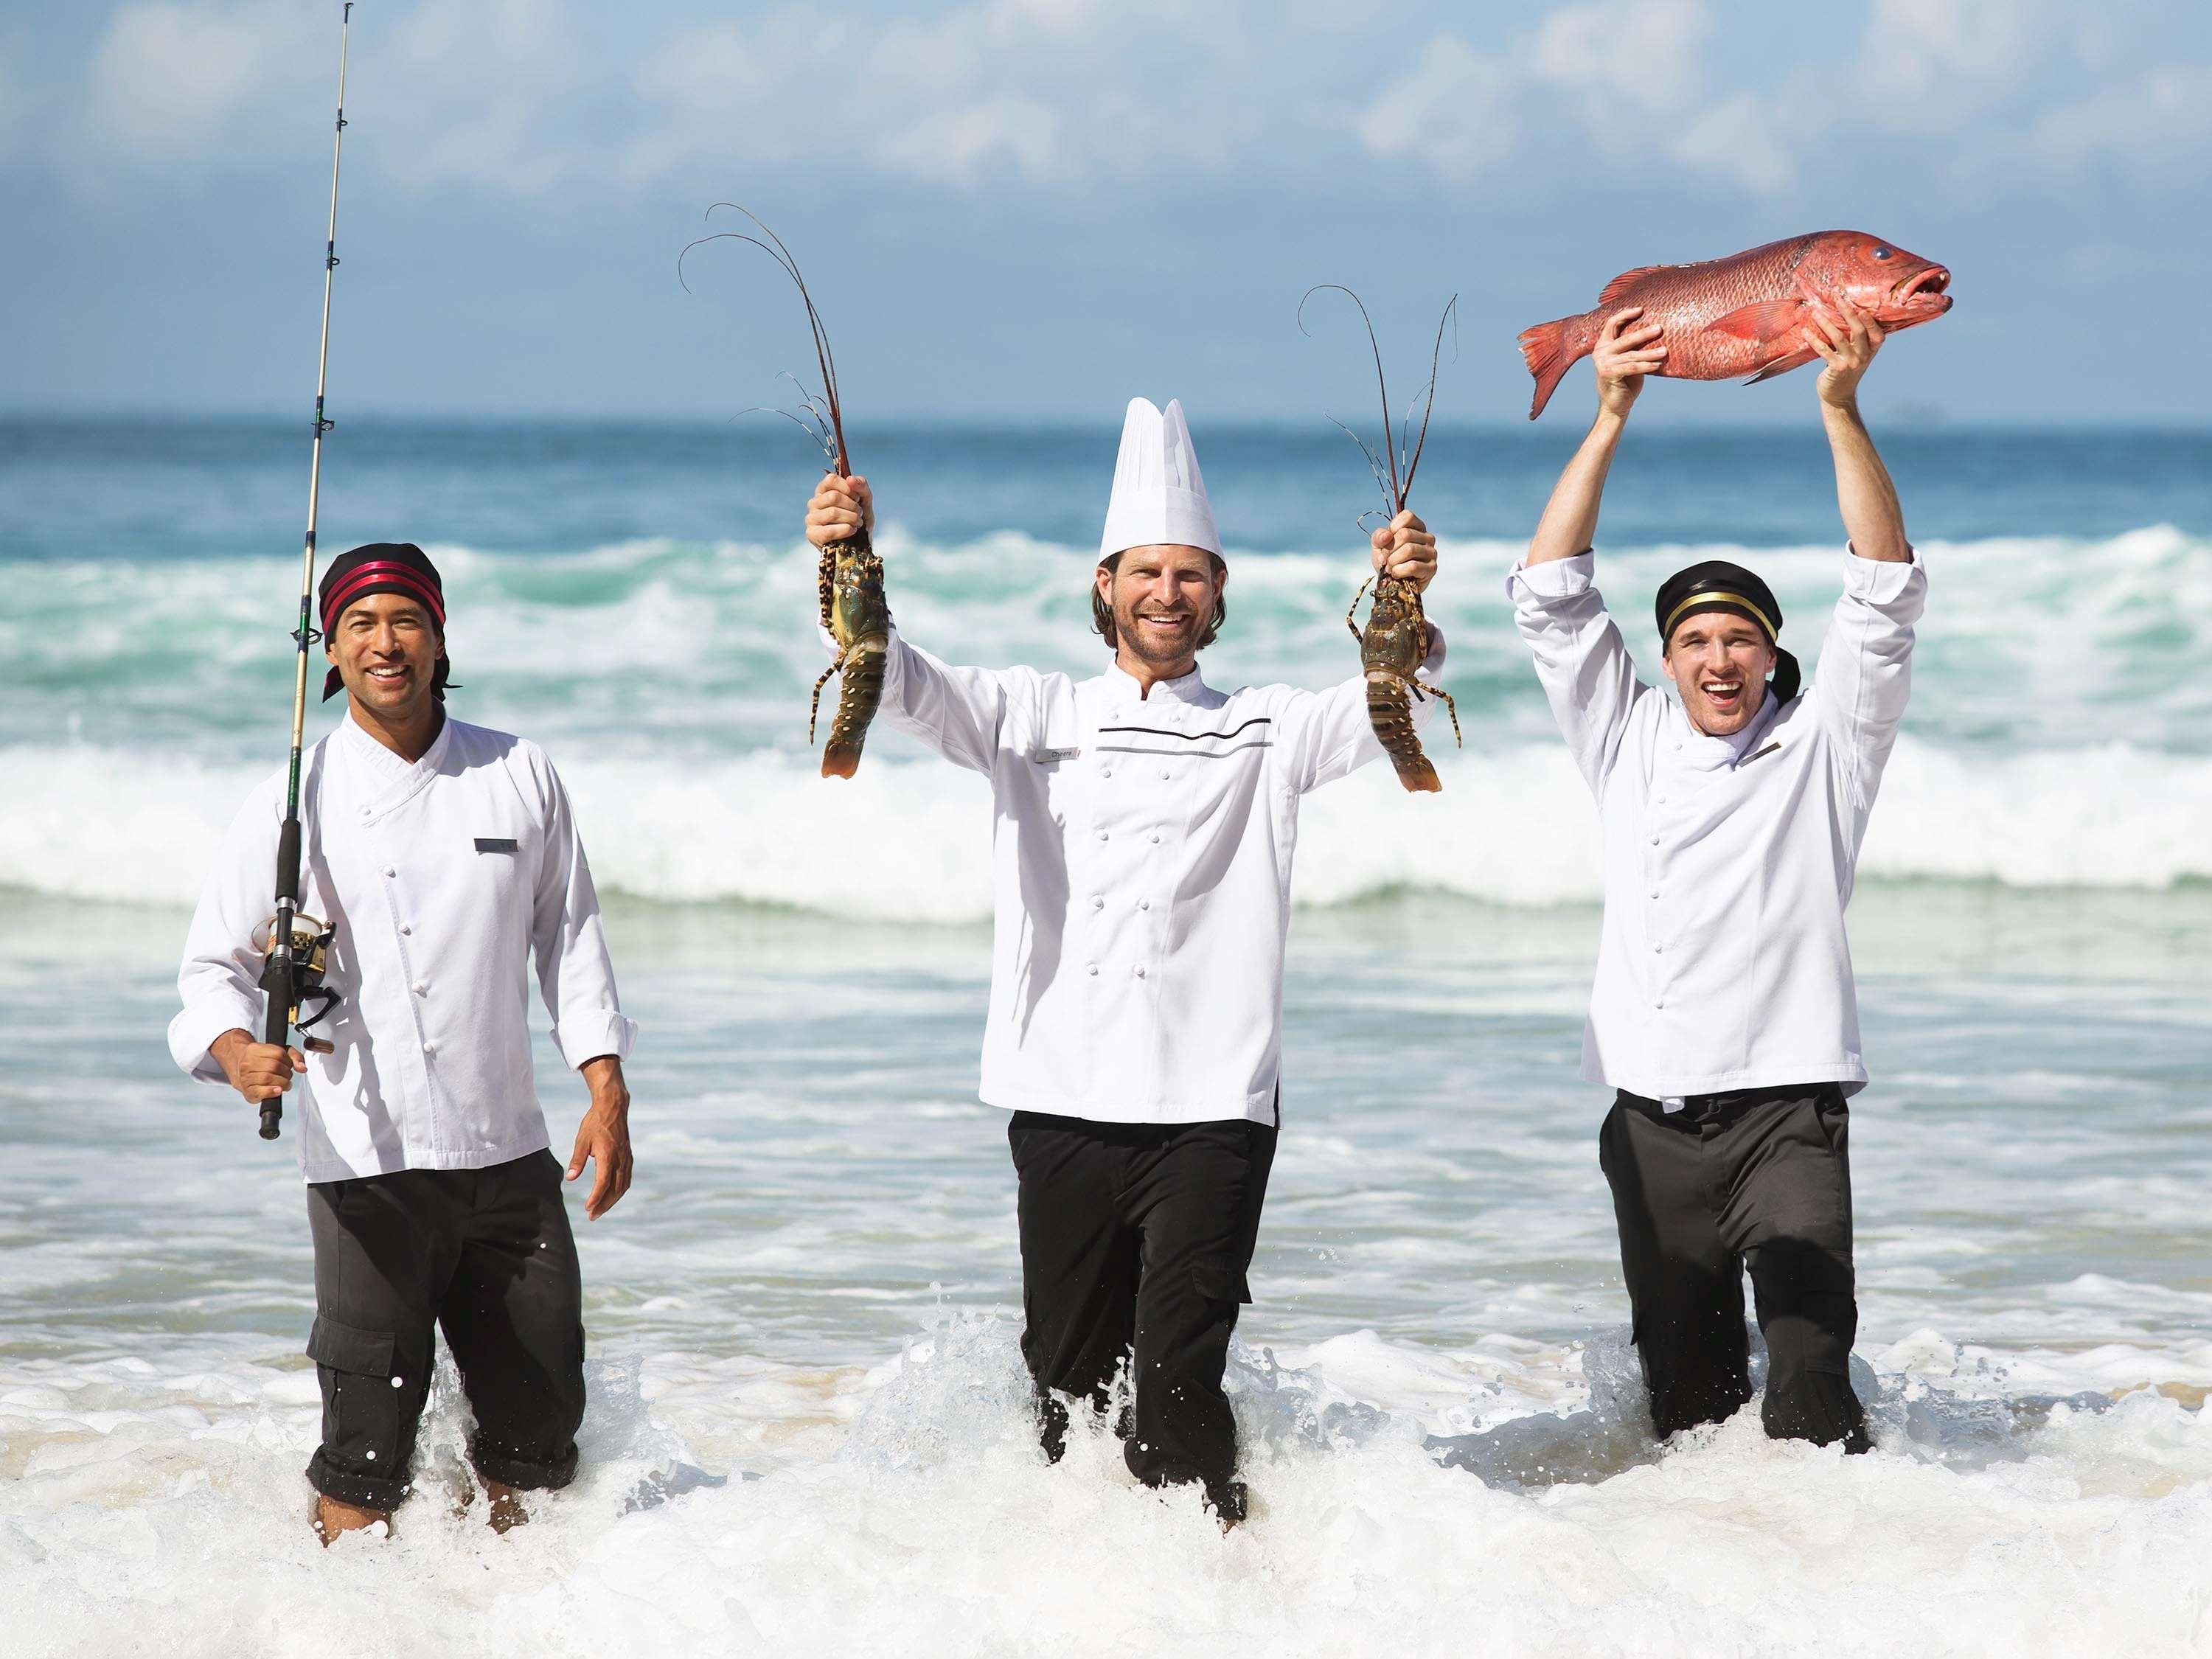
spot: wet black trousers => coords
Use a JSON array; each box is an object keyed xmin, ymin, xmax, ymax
[
  {"xmin": 1007, "ymin": 1111, "xmax": 1276, "ymax": 1506},
  {"xmin": 303, "ymin": 1150, "xmax": 586, "ymax": 1512},
  {"xmin": 1600, "ymin": 1085, "xmax": 1871, "ymax": 1453}
]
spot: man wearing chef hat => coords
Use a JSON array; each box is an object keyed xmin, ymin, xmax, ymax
[{"xmin": 804, "ymin": 397, "xmax": 1446, "ymax": 1526}]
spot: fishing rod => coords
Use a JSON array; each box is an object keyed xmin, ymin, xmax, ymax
[{"xmin": 258, "ymin": 3, "xmax": 354, "ymax": 1141}]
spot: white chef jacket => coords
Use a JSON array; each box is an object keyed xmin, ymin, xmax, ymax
[
  {"xmin": 868, "ymin": 628, "xmax": 1447, "ymax": 1125},
  {"xmin": 170, "ymin": 713, "xmax": 637, "ymax": 1183},
  {"xmin": 1509, "ymin": 547, "xmax": 1925, "ymax": 1100}
]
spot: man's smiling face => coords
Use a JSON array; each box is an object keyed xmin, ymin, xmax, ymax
[
  {"xmin": 1098, "ymin": 544, "xmax": 1225, "ymax": 674},
  {"xmin": 327, "ymin": 591, "xmax": 444, "ymax": 722},
  {"xmin": 1663, "ymin": 610, "xmax": 1774, "ymax": 736}
]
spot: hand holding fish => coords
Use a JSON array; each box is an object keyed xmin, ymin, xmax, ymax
[
  {"xmin": 1517, "ymin": 231, "xmax": 1949, "ymax": 419},
  {"xmin": 1370, "ymin": 509, "xmax": 1437, "ymax": 593},
  {"xmin": 1592, "ymin": 308, "xmax": 1666, "ymax": 418},
  {"xmin": 807, "ymin": 473, "xmax": 874, "ymax": 549},
  {"xmin": 1804, "ymin": 296, "xmax": 1885, "ymax": 411}
]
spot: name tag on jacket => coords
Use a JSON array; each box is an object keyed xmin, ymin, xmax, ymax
[{"xmin": 473, "ymin": 837, "xmax": 520, "ymax": 852}]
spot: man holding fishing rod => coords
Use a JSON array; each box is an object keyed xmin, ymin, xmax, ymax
[
  {"xmin": 803, "ymin": 398, "xmax": 1444, "ymax": 1526},
  {"xmin": 170, "ymin": 543, "xmax": 638, "ymax": 1541},
  {"xmin": 1509, "ymin": 296, "xmax": 1924, "ymax": 1454}
]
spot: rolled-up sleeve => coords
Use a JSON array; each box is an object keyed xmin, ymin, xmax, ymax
[
  {"xmin": 529, "ymin": 754, "xmax": 637, "ymax": 1068},
  {"xmin": 1812, "ymin": 545, "xmax": 1926, "ymax": 815},
  {"xmin": 1508, "ymin": 552, "xmax": 1651, "ymax": 796},
  {"xmin": 170, "ymin": 782, "xmax": 282, "ymax": 1084},
  {"xmin": 1287, "ymin": 626, "xmax": 1450, "ymax": 793}
]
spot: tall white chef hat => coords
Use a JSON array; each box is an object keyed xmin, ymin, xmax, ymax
[{"xmin": 1099, "ymin": 397, "xmax": 1222, "ymax": 561}]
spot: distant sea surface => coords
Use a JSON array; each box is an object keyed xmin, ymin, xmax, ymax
[{"xmin": 2, "ymin": 417, "xmax": 2208, "ymax": 1658}]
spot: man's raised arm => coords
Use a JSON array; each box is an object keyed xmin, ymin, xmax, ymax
[
  {"xmin": 1802, "ymin": 297, "xmax": 1927, "ymax": 818},
  {"xmin": 1526, "ymin": 308, "xmax": 1665, "ymax": 566},
  {"xmin": 1806, "ymin": 299, "xmax": 1910, "ymax": 564},
  {"xmin": 1509, "ymin": 311, "xmax": 1665, "ymax": 793}
]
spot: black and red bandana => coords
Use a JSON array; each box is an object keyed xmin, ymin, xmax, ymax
[{"xmin": 318, "ymin": 542, "xmax": 456, "ymax": 701}]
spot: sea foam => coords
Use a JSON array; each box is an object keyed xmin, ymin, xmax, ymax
[
  {"xmin": 7, "ymin": 734, "xmax": 2208, "ymax": 914},
  {"xmin": 2, "ymin": 1321, "xmax": 2208, "ymax": 1659}
]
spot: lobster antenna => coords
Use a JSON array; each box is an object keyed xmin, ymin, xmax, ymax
[
  {"xmin": 1299, "ymin": 284, "xmax": 1401, "ymax": 509},
  {"xmin": 1397, "ymin": 295, "xmax": 1459, "ymax": 504},
  {"xmin": 1322, "ymin": 414, "xmax": 1395, "ymax": 514},
  {"xmin": 678, "ymin": 206, "xmax": 853, "ymax": 476}
]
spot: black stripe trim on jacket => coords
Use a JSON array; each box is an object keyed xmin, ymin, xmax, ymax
[{"xmin": 1095, "ymin": 716, "xmax": 1273, "ymax": 743}]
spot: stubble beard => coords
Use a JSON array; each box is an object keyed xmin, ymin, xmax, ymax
[{"xmin": 1115, "ymin": 603, "xmax": 1202, "ymax": 675}]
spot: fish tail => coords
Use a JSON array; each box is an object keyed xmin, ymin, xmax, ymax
[{"xmin": 1517, "ymin": 311, "xmax": 1598, "ymax": 420}]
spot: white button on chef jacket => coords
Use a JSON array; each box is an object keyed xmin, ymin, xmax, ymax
[
  {"xmin": 859, "ymin": 627, "xmax": 1447, "ymax": 1126},
  {"xmin": 1509, "ymin": 547, "xmax": 1926, "ymax": 1100},
  {"xmin": 170, "ymin": 713, "xmax": 637, "ymax": 1183}
]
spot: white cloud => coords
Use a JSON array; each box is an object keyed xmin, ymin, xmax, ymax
[
  {"xmin": 1355, "ymin": 1, "xmax": 1798, "ymax": 193},
  {"xmin": 1530, "ymin": 0, "xmax": 1711, "ymax": 121},
  {"xmin": 73, "ymin": 0, "xmax": 583, "ymax": 192},
  {"xmin": 627, "ymin": 0, "xmax": 1267, "ymax": 189},
  {"xmin": 83, "ymin": 0, "xmax": 317, "ymax": 157},
  {"xmin": 46, "ymin": 0, "xmax": 2210, "ymax": 209},
  {"xmin": 2032, "ymin": 63, "xmax": 2212, "ymax": 183},
  {"xmin": 1667, "ymin": 91, "xmax": 1798, "ymax": 194},
  {"xmin": 373, "ymin": 0, "xmax": 582, "ymax": 192},
  {"xmin": 1853, "ymin": 0, "xmax": 2051, "ymax": 128},
  {"xmin": 1357, "ymin": 34, "xmax": 1519, "ymax": 183}
]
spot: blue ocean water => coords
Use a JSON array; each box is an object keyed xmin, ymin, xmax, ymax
[
  {"xmin": 4, "ymin": 417, "xmax": 2207, "ymax": 905},
  {"xmin": 2, "ymin": 417, "xmax": 2210, "ymax": 1657}
]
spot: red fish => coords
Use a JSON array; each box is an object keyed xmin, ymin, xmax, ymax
[{"xmin": 1517, "ymin": 231, "xmax": 1952, "ymax": 419}]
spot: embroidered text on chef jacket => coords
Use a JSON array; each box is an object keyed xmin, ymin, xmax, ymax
[
  {"xmin": 171, "ymin": 714, "xmax": 637, "ymax": 1183},
  {"xmin": 1509, "ymin": 546, "xmax": 1926, "ymax": 1100},
  {"xmin": 870, "ymin": 629, "xmax": 1447, "ymax": 1125}
]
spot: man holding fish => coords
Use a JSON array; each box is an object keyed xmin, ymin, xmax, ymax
[{"xmin": 1508, "ymin": 279, "xmax": 1928, "ymax": 1455}]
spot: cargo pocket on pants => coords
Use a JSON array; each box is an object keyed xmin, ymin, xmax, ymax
[
  {"xmin": 307, "ymin": 1315, "xmax": 401, "ymax": 1478},
  {"xmin": 1191, "ymin": 1261, "xmax": 1251, "ymax": 1309}
]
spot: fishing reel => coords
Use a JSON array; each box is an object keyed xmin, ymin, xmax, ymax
[{"xmin": 254, "ymin": 911, "xmax": 341, "ymax": 1054}]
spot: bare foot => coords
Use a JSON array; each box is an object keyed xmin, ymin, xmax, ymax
[
  {"xmin": 312, "ymin": 1493, "xmax": 388, "ymax": 1545},
  {"xmin": 485, "ymin": 1480, "xmax": 529, "ymax": 1534}
]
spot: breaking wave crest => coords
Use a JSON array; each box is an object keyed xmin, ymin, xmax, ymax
[{"xmin": 7, "ymin": 736, "xmax": 2208, "ymax": 913}]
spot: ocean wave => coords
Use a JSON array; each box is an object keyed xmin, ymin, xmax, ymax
[
  {"xmin": 8, "ymin": 736, "xmax": 2208, "ymax": 914},
  {"xmin": 5, "ymin": 524, "xmax": 2209, "ymax": 762}
]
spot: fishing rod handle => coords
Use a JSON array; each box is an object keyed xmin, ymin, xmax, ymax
[{"xmin": 259, "ymin": 985, "xmax": 289, "ymax": 1140}]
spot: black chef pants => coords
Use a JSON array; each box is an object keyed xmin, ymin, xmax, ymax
[
  {"xmin": 1007, "ymin": 1110, "xmax": 1276, "ymax": 1512},
  {"xmin": 303, "ymin": 1149, "xmax": 586, "ymax": 1512},
  {"xmin": 1600, "ymin": 1085, "xmax": 1869, "ymax": 1453}
]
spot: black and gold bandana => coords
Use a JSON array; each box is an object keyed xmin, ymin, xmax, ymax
[{"xmin": 1654, "ymin": 560, "xmax": 1801, "ymax": 706}]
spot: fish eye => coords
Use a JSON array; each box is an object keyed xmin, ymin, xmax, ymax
[{"xmin": 1871, "ymin": 246, "xmax": 1893, "ymax": 260}]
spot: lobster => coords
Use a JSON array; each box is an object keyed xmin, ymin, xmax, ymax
[
  {"xmin": 1303, "ymin": 285, "xmax": 1461, "ymax": 793},
  {"xmin": 681, "ymin": 204, "xmax": 889, "ymax": 779}
]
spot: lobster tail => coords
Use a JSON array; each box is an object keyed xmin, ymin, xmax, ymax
[
  {"xmin": 1367, "ymin": 675, "xmax": 1443, "ymax": 793},
  {"xmin": 820, "ymin": 636, "xmax": 887, "ymax": 779}
]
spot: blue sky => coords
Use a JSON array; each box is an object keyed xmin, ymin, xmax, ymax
[{"xmin": 2, "ymin": 0, "xmax": 2207, "ymax": 422}]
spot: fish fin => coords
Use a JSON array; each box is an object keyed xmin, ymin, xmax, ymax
[
  {"xmin": 1708, "ymin": 299, "xmax": 1805, "ymax": 341},
  {"xmin": 1597, "ymin": 265, "xmax": 1668, "ymax": 307},
  {"xmin": 1745, "ymin": 347, "xmax": 1820, "ymax": 386},
  {"xmin": 1517, "ymin": 313, "xmax": 1594, "ymax": 420}
]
